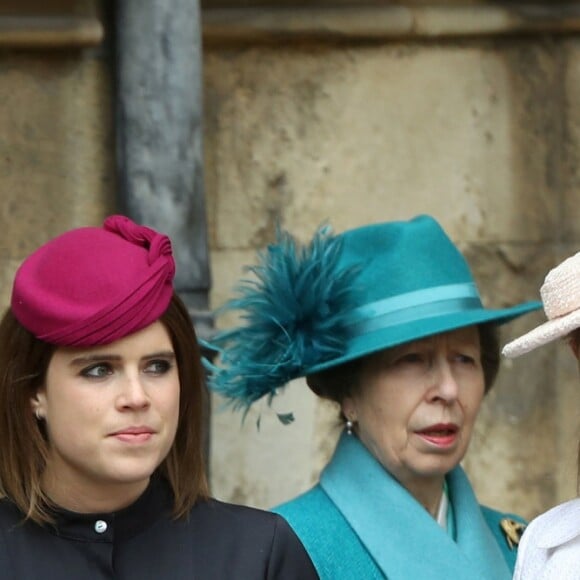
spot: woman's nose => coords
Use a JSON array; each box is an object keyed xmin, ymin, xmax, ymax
[
  {"xmin": 117, "ymin": 374, "xmax": 150, "ymax": 410},
  {"xmin": 429, "ymin": 360, "xmax": 460, "ymax": 403}
]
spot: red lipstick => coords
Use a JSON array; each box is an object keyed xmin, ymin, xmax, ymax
[{"xmin": 415, "ymin": 423, "xmax": 459, "ymax": 448}]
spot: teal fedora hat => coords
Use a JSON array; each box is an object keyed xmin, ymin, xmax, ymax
[{"xmin": 205, "ymin": 215, "xmax": 541, "ymax": 413}]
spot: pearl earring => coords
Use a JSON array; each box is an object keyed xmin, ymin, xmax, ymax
[{"xmin": 345, "ymin": 419, "xmax": 354, "ymax": 436}]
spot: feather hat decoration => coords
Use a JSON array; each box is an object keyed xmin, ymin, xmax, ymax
[{"xmin": 205, "ymin": 225, "xmax": 360, "ymax": 418}]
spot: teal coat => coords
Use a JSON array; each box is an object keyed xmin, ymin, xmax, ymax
[{"xmin": 273, "ymin": 434, "xmax": 524, "ymax": 580}]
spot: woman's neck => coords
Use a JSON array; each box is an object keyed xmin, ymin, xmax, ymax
[
  {"xmin": 41, "ymin": 469, "xmax": 150, "ymax": 513},
  {"xmin": 402, "ymin": 476, "xmax": 445, "ymax": 518}
]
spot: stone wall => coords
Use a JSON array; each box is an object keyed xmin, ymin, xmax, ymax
[
  {"xmin": 0, "ymin": 1, "xmax": 114, "ymax": 308},
  {"xmin": 204, "ymin": 6, "xmax": 580, "ymax": 520}
]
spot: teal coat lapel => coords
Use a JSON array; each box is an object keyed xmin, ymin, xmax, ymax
[{"xmin": 320, "ymin": 433, "xmax": 511, "ymax": 580}]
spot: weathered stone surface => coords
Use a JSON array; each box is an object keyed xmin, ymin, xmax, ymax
[
  {"xmin": 563, "ymin": 40, "xmax": 580, "ymax": 241},
  {"xmin": 0, "ymin": 53, "xmax": 114, "ymax": 276},
  {"xmin": 210, "ymin": 378, "xmax": 321, "ymax": 508},
  {"xmin": 0, "ymin": 258, "xmax": 20, "ymax": 310},
  {"xmin": 208, "ymin": 248, "xmax": 259, "ymax": 327},
  {"xmin": 204, "ymin": 43, "xmax": 560, "ymax": 251}
]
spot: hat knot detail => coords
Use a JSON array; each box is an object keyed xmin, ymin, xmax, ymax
[{"xmin": 104, "ymin": 215, "xmax": 175, "ymax": 279}]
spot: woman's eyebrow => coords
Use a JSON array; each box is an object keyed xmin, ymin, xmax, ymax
[
  {"xmin": 142, "ymin": 351, "xmax": 176, "ymax": 360},
  {"xmin": 68, "ymin": 350, "xmax": 176, "ymax": 368},
  {"xmin": 69, "ymin": 354, "xmax": 122, "ymax": 367}
]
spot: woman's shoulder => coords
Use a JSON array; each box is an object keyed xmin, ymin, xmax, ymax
[
  {"xmin": 190, "ymin": 498, "xmax": 319, "ymax": 578},
  {"xmin": 274, "ymin": 485, "xmax": 330, "ymax": 515},
  {"xmin": 525, "ymin": 498, "xmax": 580, "ymax": 549},
  {"xmin": 272, "ymin": 485, "xmax": 342, "ymax": 533},
  {"xmin": 0, "ymin": 497, "xmax": 26, "ymax": 527},
  {"xmin": 478, "ymin": 504, "xmax": 527, "ymax": 573},
  {"xmin": 272, "ymin": 485, "xmax": 384, "ymax": 579},
  {"xmin": 191, "ymin": 497, "xmax": 316, "ymax": 550},
  {"xmin": 193, "ymin": 497, "xmax": 289, "ymax": 530},
  {"xmin": 514, "ymin": 499, "xmax": 580, "ymax": 580}
]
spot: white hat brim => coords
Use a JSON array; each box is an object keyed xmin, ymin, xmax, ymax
[{"xmin": 502, "ymin": 309, "xmax": 580, "ymax": 358}]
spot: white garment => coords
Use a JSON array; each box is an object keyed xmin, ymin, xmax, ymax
[
  {"xmin": 514, "ymin": 498, "xmax": 580, "ymax": 579},
  {"xmin": 436, "ymin": 487, "xmax": 449, "ymax": 531}
]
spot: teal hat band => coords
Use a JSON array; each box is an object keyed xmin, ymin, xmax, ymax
[{"xmin": 344, "ymin": 283, "xmax": 482, "ymax": 337}]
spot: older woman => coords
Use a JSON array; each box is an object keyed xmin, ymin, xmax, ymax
[
  {"xmin": 207, "ymin": 215, "xmax": 541, "ymax": 580},
  {"xmin": 503, "ymin": 250, "xmax": 580, "ymax": 579},
  {"xmin": 0, "ymin": 215, "xmax": 317, "ymax": 579}
]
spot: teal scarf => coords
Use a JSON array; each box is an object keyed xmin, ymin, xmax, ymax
[{"xmin": 319, "ymin": 433, "xmax": 511, "ymax": 580}]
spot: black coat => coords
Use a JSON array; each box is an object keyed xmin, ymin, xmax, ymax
[{"xmin": 0, "ymin": 477, "xmax": 318, "ymax": 579}]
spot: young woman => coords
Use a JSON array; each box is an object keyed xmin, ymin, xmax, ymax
[
  {"xmin": 0, "ymin": 215, "xmax": 318, "ymax": 579},
  {"xmin": 503, "ymin": 250, "xmax": 580, "ymax": 579},
  {"xmin": 207, "ymin": 215, "xmax": 542, "ymax": 579}
]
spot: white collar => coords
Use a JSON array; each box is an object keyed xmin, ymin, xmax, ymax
[
  {"xmin": 437, "ymin": 488, "xmax": 448, "ymax": 530},
  {"xmin": 534, "ymin": 498, "xmax": 580, "ymax": 549}
]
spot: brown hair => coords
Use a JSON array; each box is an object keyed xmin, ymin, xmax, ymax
[
  {"xmin": 0, "ymin": 292, "xmax": 208, "ymax": 524},
  {"xmin": 306, "ymin": 323, "xmax": 500, "ymax": 413}
]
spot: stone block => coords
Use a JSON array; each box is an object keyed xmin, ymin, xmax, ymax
[
  {"xmin": 0, "ymin": 53, "xmax": 114, "ymax": 265},
  {"xmin": 0, "ymin": 258, "xmax": 20, "ymax": 311},
  {"xmin": 210, "ymin": 377, "xmax": 321, "ymax": 508},
  {"xmin": 563, "ymin": 39, "xmax": 580, "ymax": 241},
  {"xmin": 204, "ymin": 43, "xmax": 561, "ymax": 250}
]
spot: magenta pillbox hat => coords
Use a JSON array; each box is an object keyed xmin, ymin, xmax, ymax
[{"xmin": 11, "ymin": 215, "xmax": 175, "ymax": 347}]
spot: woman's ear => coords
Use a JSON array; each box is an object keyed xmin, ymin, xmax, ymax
[
  {"xmin": 341, "ymin": 397, "xmax": 358, "ymax": 424},
  {"xmin": 30, "ymin": 390, "xmax": 47, "ymax": 421}
]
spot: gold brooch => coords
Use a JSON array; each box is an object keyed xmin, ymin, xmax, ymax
[{"xmin": 500, "ymin": 518, "xmax": 526, "ymax": 549}]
